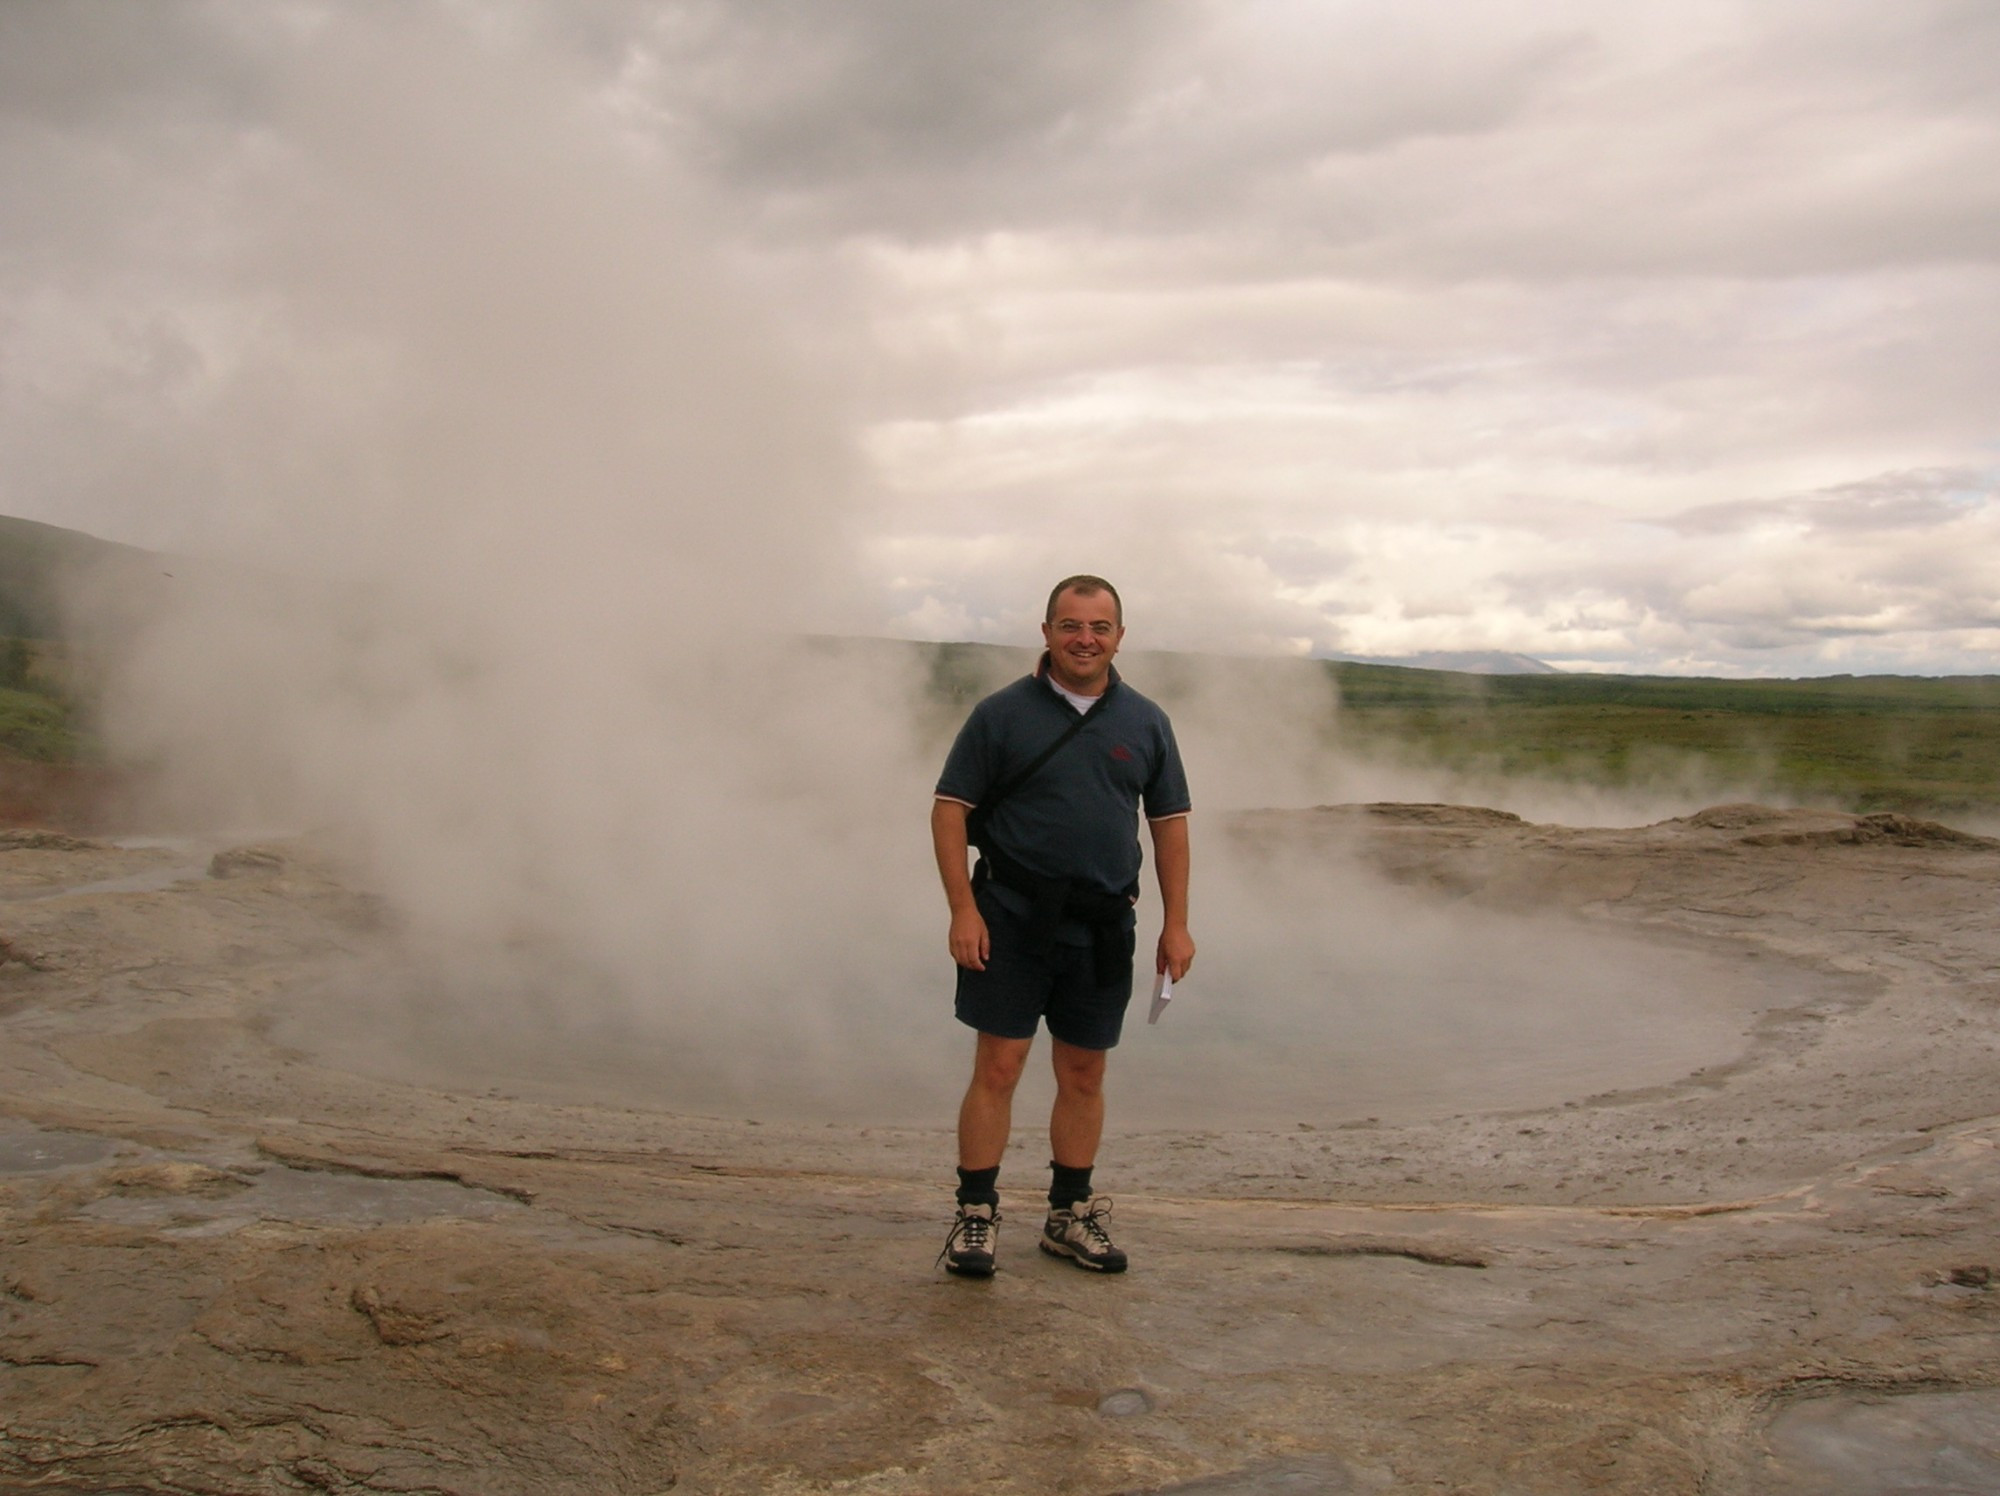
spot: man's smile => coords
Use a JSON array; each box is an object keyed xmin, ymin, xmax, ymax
[{"xmin": 1040, "ymin": 582, "xmax": 1125, "ymax": 696}]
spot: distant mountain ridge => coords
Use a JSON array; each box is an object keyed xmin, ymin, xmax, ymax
[
  {"xmin": 0, "ymin": 513, "xmax": 165, "ymax": 641},
  {"xmin": 1333, "ymin": 650, "xmax": 1560, "ymax": 675}
]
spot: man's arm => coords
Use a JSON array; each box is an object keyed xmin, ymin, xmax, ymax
[
  {"xmin": 1148, "ymin": 814, "xmax": 1195, "ymax": 981},
  {"xmin": 931, "ymin": 798, "xmax": 990, "ymax": 971}
]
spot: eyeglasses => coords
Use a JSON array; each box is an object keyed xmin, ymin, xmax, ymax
[{"xmin": 1052, "ymin": 620, "xmax": 1118, "ymax": 637}]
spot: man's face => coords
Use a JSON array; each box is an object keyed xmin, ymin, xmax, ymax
[{"xmin": 1041, "ymin": 586, "xmax": 1125, "ymax": 695}]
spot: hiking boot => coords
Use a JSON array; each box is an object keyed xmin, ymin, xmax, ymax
[
  {"xmin": 938, "ymin": 1202, "xmax": 1000, "ymax": 1277},
  {"xmin": 1040, "ymin": 1196, "xmax": 1128, "ymax": 1273}
]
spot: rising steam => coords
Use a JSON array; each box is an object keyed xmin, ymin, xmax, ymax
[{"xmin": 52, "ymin": 13, "xmax": 1786, "ymax": 1130}]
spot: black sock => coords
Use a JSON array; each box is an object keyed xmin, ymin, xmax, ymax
[
  {"xmin": 1049, "ymin": 1161, "xmax": 1093, "ymax": 1211},
  {"xmin": 955, "ymin": 1165, "xmax": 1000, "ymax": 1207}
]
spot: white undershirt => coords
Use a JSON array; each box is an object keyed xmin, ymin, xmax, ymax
[{"xmin": 1047, "ymin": 677, "xmax": 1101, "ymax": 713}]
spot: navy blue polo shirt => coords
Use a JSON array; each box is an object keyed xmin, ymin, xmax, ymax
[{"xmin": 936, "ymin": 657, "xmax": 1191, "ymax": 940}]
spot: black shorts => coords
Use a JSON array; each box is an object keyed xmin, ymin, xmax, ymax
[{"xmin": 954, "ymin": 885, "xmax": 1138, "ymax": 1051}]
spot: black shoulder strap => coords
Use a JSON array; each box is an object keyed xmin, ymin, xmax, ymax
[{"xmin": 966, "ymin": 695, "xmax": 1101, "ymax": 847}]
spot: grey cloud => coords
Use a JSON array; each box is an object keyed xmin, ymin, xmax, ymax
[
  {"xmin": 1756, "ymin": 0, "xmax": 2000, "ymax": 119},
  {"xmin": 0, "ymin": 4, "xmax": 267, "ymax": 129},
  {"xmin": 628, "ymin": 0, "xmax": 1176, "ymax": 211},
  {"xmin": 1712, "ymin": 623, "xmax": 1816, "ymax": 652},
  {"xmin": 18, "ymin": 2, "xmax": 1997, "ymax": 288},
  {"xmin": 0, "ymin": 12, "xmax": 267, "ymax": 291},
  {"xmin": 1666, "ymin": 469, "xmax": 1993, "ymax": 537},
  {"xmin": 1232, "ymin": 0, "xmax": 2000, "ymax": 284},
  {"xmin": 612, "ymin": 1, "xmax": 1587, "ymax": 244},
  {"xmin": 1226, "ymin": 533, "xmax": 1356, "ymax": 590},
  {"xmin": 1448, "ymin": 467, "xmax": 1999, "ymax": 669}
]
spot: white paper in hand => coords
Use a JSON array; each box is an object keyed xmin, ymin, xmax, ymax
[{"xmin": 1147, "ymin": 970, "xmax": 1174, "ymax": 1025}]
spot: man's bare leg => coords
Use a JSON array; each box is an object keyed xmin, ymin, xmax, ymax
[
  {"xmin": 958, "ymin": 1032, "xmax": 1033, "ymax": 1170},
  {"xmin": 1049, "ymin": 1038, "xmax": 1108, "ymax": 1169},
  {"xmin": 1041, "ymin": 1038, "xmax": 1127, "ymax": 1270}
]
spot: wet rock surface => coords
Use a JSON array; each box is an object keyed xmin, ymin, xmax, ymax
[
  {"xmin": 1761, "ymin": 1389, "xmax": 2000, "ymax": 1495},
  {"xmin": 1, "ymin": 807, "xmax": 1998, "ymax": 1493}
]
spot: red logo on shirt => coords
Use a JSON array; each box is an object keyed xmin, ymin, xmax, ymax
[{"xmin": 1110, "ymin": 744, "xmax": 1134, "ymax": 762}]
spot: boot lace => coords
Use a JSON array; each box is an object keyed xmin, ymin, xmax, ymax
[
  {"xmin": 937, "ymin": 1207, "xmax": 998, "ymax": 1268},
  {"xmin": 1074, "ymin": 1197, "xmax": 1116, "ymax": 1251}
]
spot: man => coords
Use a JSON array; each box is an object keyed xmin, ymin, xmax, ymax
[{"xmin": 931, "ymin": 575, "xmax": 1194, "ymax": 1277}]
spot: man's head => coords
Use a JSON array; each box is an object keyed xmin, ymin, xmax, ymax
[
  {"xmin": 1044, "ymin": 574, "xmax": 1122, "ymax": 627},
  {"xmin": 1041, "ymin": 575, "xmax": 1125, "ymax": 697}
]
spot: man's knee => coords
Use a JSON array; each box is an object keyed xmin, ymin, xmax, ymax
[
  {"xmin": 971, "ymin": 1036, "xmax": 1032, "ymax": 1094},
  {"xmin": 1051, "ymin": 1042, "xmax": 1107, "ymax": 1097}
]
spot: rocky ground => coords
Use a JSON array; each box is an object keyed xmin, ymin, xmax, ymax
[{"xmin": 3, "ymin": 805, "xmax": 2000, "ymax": 1495}]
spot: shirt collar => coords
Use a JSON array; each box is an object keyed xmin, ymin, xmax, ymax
[{"xmin": 1034, "ymin": 651, "xmax": 1121, "ymax": 700}]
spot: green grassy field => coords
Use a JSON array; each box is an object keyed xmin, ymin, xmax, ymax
[
  {"xmin": 0, "ymin": 515, "xmax": 136, "ymax": 766},
  {"xmin": 0, "ymin": 680, "xmax": 83, "ymax": 763},
  {"xmin": 1324, "ymin": 663, "xmax": 2000, "ymax": 818}
]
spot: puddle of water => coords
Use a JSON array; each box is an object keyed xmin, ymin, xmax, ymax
[
  {"xmin": 0, "ymin": 1122, "xmax": 116, "ymax": 1175},
  {"xmin": 1098, "ymin": 1387, "xmax": 1155, "ymax": 1417},
  {"xmin": 108, "ymin": 831, "xmax": 298, "ymax": 854},
  {"xmin": 1765, "ymin": 1390, "xmax": 2000, "ymax": 1495},
  {"xmin": 79, "ymin": 1163, "xmax": 527, "ymax": 1233},
  {"xmin": 3, "ymin": 832, "xmax": 291, "ymax": 904},
  {"xmin": 2, "ymin": 1123, "xmax": 523, "ymax": 1232},
  {"xmin": 9, "ymin": 865, "xmax": 206, "ymax": 902},
  {"xmin": 1139, "ymin": 1456, "xmax": 1354, "ymax": 1494}
]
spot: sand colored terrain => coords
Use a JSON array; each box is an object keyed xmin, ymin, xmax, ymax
[{"xmin": 3, "ymin": 805, "xmax": 2000, "ymax": 1494}]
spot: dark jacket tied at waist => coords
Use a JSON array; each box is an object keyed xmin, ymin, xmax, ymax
[{"xmin": 974, "ymin": 844, "xmax": 1136, "ymax": 984}]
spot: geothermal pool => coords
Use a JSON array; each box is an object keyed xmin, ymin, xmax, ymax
[{"xmin": 275, "ymin": 889, "xmax": 1839, "ymax": 1131}]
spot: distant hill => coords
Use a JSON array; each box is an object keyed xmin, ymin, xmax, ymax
[
  {"xmin": 1334, "ymin": 650, "xmax": 1560, "ymax": 675},
  {"xmin": 0, "ymin": 514, "xmax": 168, "ymax": 641}
]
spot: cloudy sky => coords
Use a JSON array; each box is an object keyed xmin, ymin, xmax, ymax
[{"xmin": 3, "ymin": 0, "xmax": 1997, "ymax": 676}]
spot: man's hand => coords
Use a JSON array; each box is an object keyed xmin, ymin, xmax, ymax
[
  {"xmin": 1148, "ymin": 814, "xmax": 1194, "ymax": 983},
  {"xmin": 932, "ymin": 798, "xmax": 990, "ymax": 970},
  {"xmin": 950, "ymin": 905, "xmax": 992, "ymax": 971}
]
